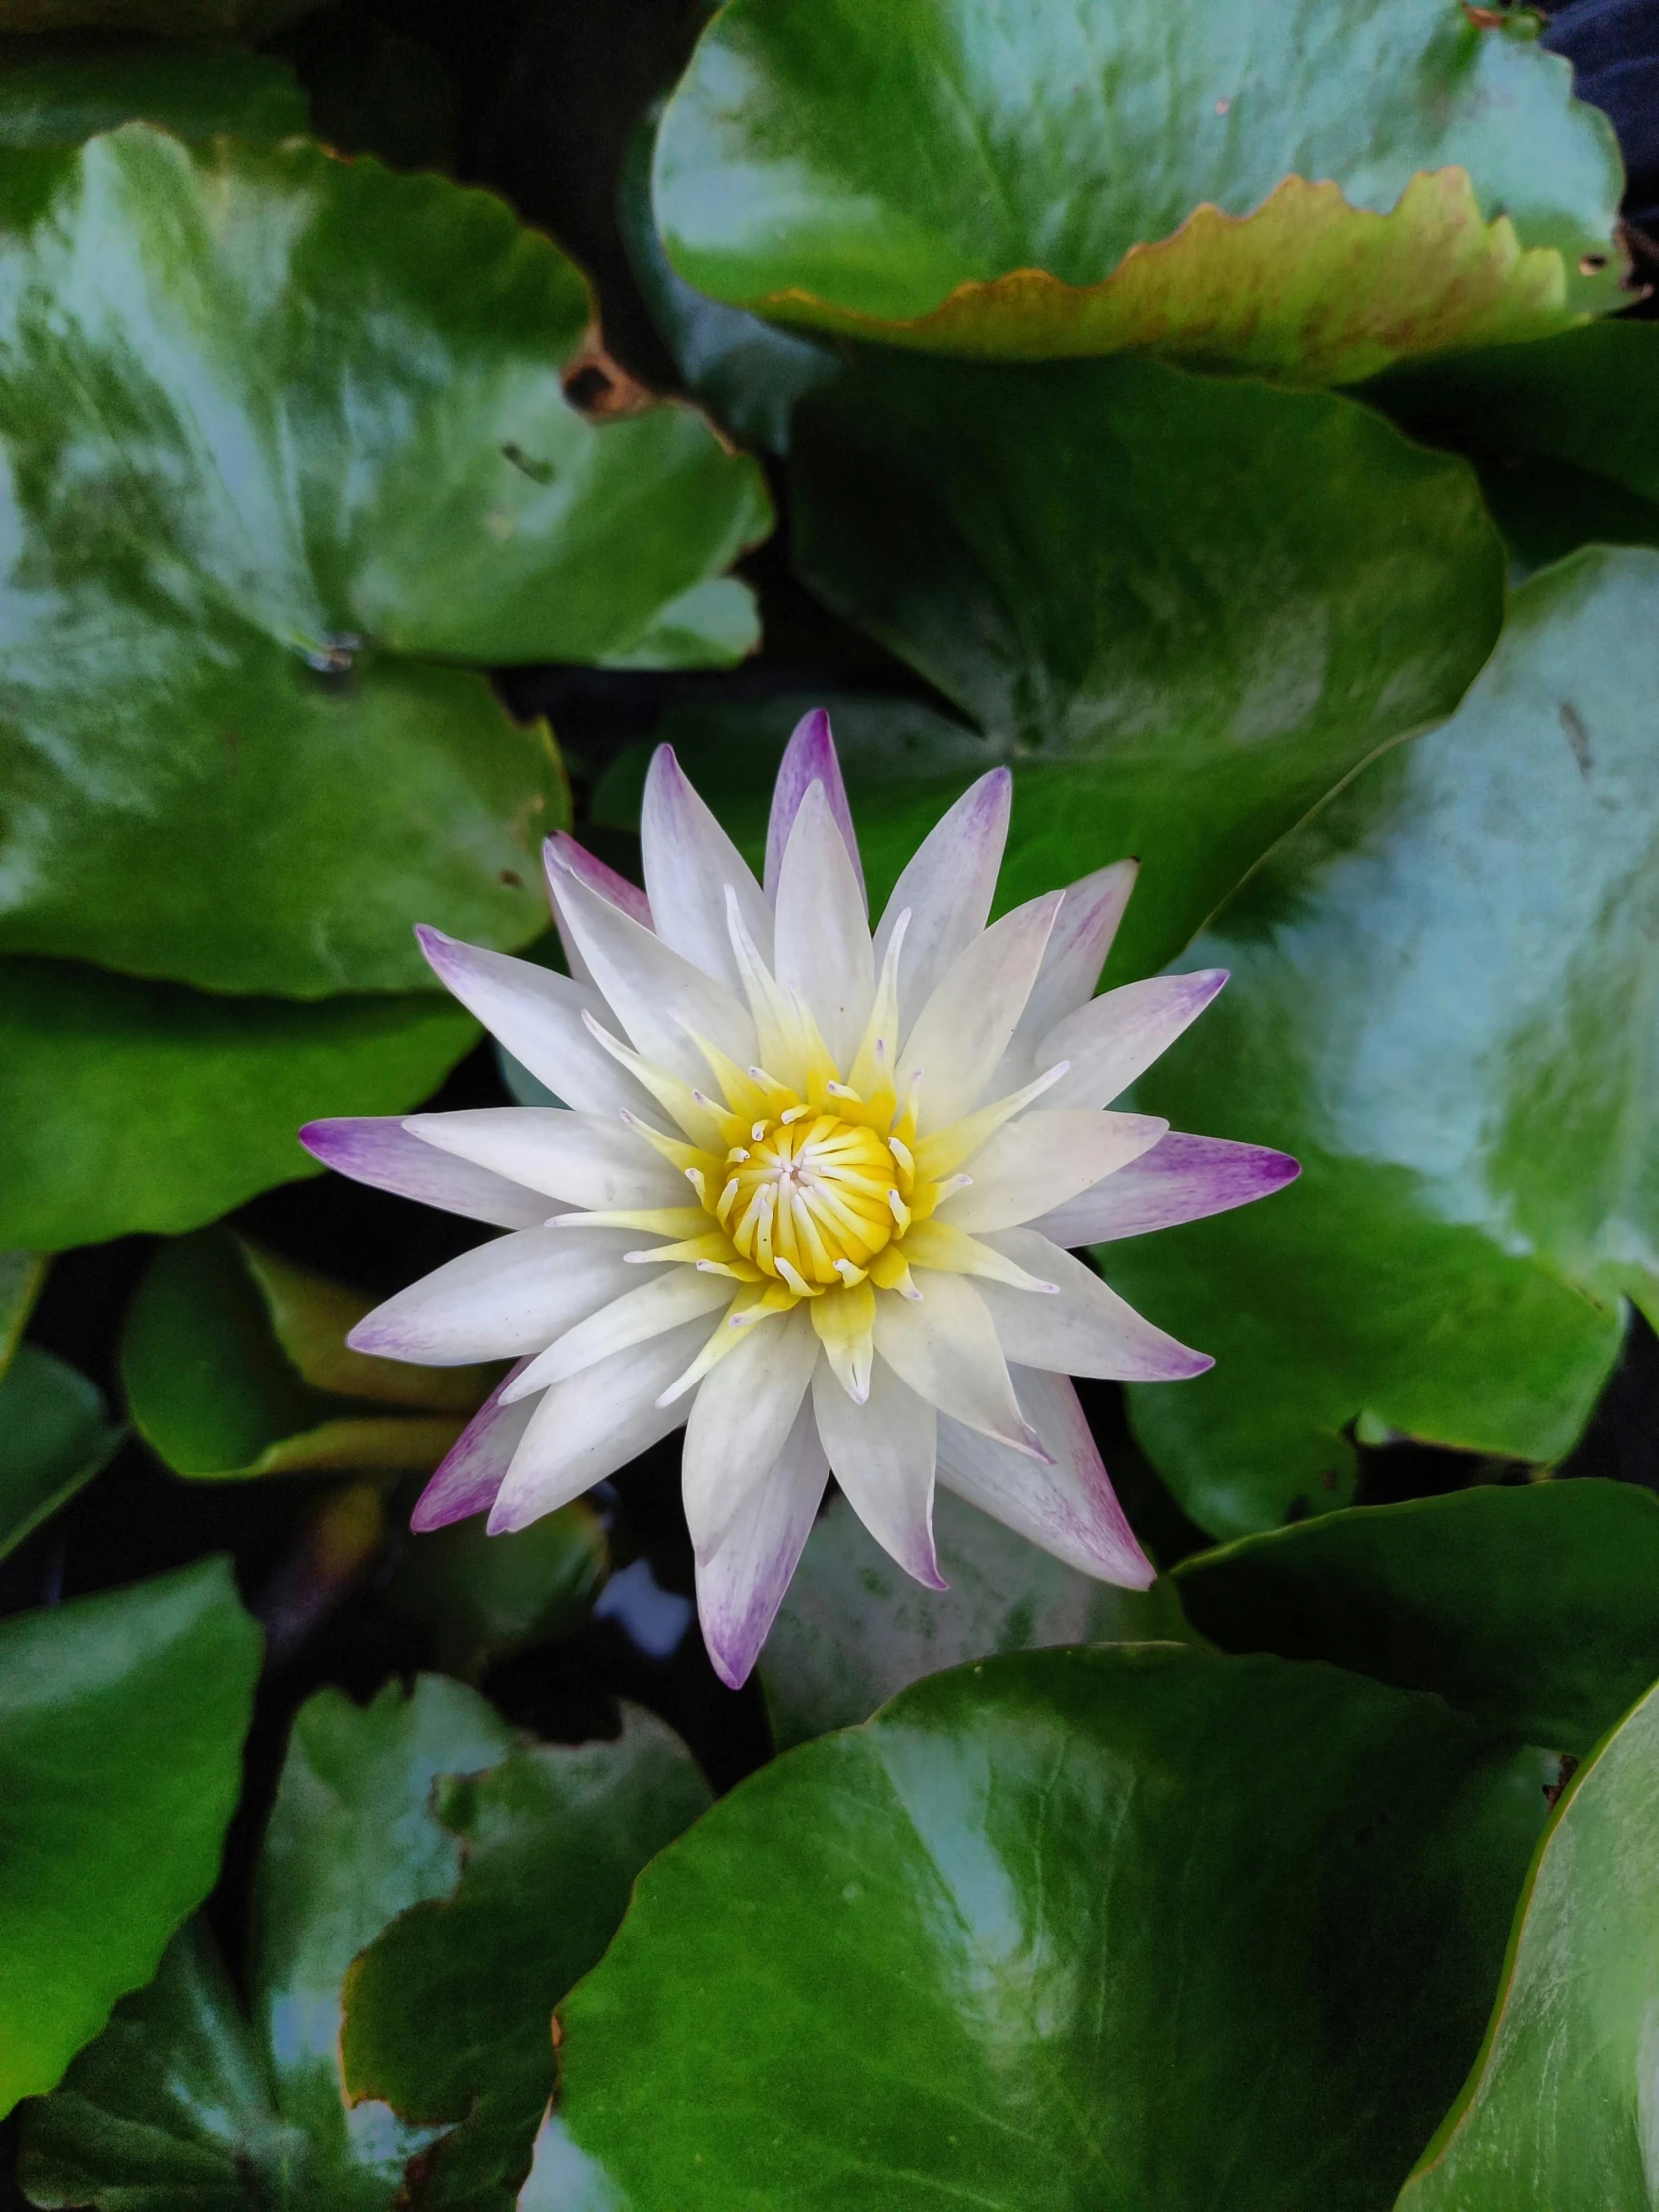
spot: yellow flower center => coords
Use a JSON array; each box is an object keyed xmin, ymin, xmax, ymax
[{"xmin": 712, "ymin": 1111, "xmax": 900, "ymax": 1288}]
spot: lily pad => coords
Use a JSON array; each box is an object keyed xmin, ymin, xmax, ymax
[
  {"xmin": 653, "ymin": 0, "xmax": 1624, "ymax": 378},
  {"xmin": 386, "ymin": 1505, "xmax": 610, "ymax": 1681},
  {"xmin": 0, "ymin": 36, "xmax": 306, "ymax": 143},
  {"xmin": 0, "ymin": 1344, "xmax": 124, "ymax": 1562},
  {"xmin": 121, "ymin": 1228, "xmax": 493, "ymax": 1482},
  {"xmin": 1108, "ymin": 546, "xmax": 1659, "ymax": 1536},
  {"xmin": 0, "ymin": 955, "xmax": 478, "ymax": 1252},
  {"xmin": 0, "ymin": 1557, "xmax": 261, "ymax": 2116},
  {"xmin": 1175, "ymin": 1480, "xmax": 1659, "ymax": 1753},
  {"xmin": 557, "ymin": 1643, "xmax": 1549, "ymax": 2211},
  {"xmin": 1396, "ymin": 1674, "xmax": 1659, "ymax": 2211},
  {"xmin": 761, "ymin": 1487, "xmax": 1191, "ymax": 1749},
  {"xmin": 0, "ymin": 125, "xmax": 769, "ymax": 997}
]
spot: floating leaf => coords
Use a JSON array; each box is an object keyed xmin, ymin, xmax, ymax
[
  {"xmin": 386, "ymin": 1505, "xmax": 610, "ymax": 1681},
  {"xmin": 0, "ymin": 1345, "xmax": 123, "ymax": 1562},
  {"xmin": 653, "ymin": 0, "xmax": 1624, "ymax": 377},
  {"xmin": 761, "ymin": 1488, "xmax": 1190, "ymax": 1749},
  {"xmin": 0, "ymin": 1558, "xmax": 261, "ymax": 2116},
  {"xmin": 558, "ymin": 1644, "xmax": 1548, "ymax": 2211},
  {"xmin": 1108, "ymin": 546, "xmax": 1659, "ymax": 1535},
  {"xmin": 0, "ymin": 35, "xmax": 306, "ymax": 143},
  {"xmin": 0, "ymin": 956, "xmax": 477, "ymax": 1251},
  {"xmin": 0, "ymin": 126, "xmax": 769, "ymax": 997},
  {"xmin": 1176, "ymin": 1481, "xmax": 1659, "ymax": 1754},
  {"xmin": 1397, "ymin": 1675, "xmax": 1659, "ymax": 2210}
]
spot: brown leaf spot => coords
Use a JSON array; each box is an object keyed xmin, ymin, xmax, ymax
[{"xmin": 1559, "ymin": 701, "xmax": 1592, "ymax": 778}]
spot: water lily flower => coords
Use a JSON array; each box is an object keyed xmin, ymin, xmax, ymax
[{"xmin": 302, "ymin": 712, "xmax": 1297, "ymax": 1686}]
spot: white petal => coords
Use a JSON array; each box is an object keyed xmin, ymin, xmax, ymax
[
  {"xmin": 1021, "ymin": 861, "xmax": 1139, "ymax": 1036},
  {"xmin": 348, "ymin": 1227, "xmax": 644, "ymax": 1363},
  {"xmin": 299, "ymin": 1118, "xmax": 547, "ymax": 1230},
  {"xmin": 975, "ymin": 1230, "xmax": 1212, "ymax": 1381},
  {"xmin": 1032, "ymin": 1132, "xmax": 1301, "ymax": 1245},
  {"xmin": 695, "ymin": 1396, "xmax": 830, "ymax": 1689},
  {"xmin": 504, "ymin": 1269, "xmax": 734, "ymax": 1397},
  {"xmin": 872, "ymin": 1271, "xmax": 1040, "ymax": 1455},
  {"xmin": 810, "ymin": 1356, "xmax": 942, "ymax": 1587},
  {"xmin": 403, "ymin": 1108, "xmax": 688, "ymax": 1211},
  {"xmin": 873, "ymin": 769, "xmax": 1010, "ymax": 1030},
  {"xmin": 410, "ymin": 1359, "xmax": 536, "ymax": 1529},
  {"xmin": 897, "ymin": 891, "xmax": 1061, "ymax": 1131},
  {"xmin": 640, "ymin": 745, "xmax": 775, "ymax": 988},
  {"xmin": 544, "ymin": 848, "xmax": 756, "ymax": 1086},
  {"xmin": 544, "ymin": 834, "xmax": 653, "ymax": 988},
  {"xmin": 939, "ymin": 1109, "xmax": 1168, "ymax": 1232},
  {"xmin": 766, "ymin": 708, "xmax": 864, "ymax": 908},
  {"xmin": 681, "ymin": 1306, "xmax": 822, "ymax": 1554},
  {"xmin": 1040, "ymin": 970, "xmax": 1228, "ymax": 1109},
  {"xmin": 936, "ymin": 1365, "xmax": 1152, "ymax": 1586},
  {"xmin": 416, "ymin": 928, "xmax": 660, "ymax": 1120},
  {"xmin": 772, "ymin": 781, "xmax": 875, "ymax": 1070},
  {"xmin": 487, "ymin": 1315, "xmax": 715, "ymax": 1532}
]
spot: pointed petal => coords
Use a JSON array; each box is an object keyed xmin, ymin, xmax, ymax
[
  {"xmin": 1032, "ymin": 1131, "xmax": 1301, "ymax": 1246},
  {"xmin": 936, "ymin": 1365, "xmax": 1152, "ymax": 1586},
  {"xmin": 872, "ymin": 1270, "xmax": 1041, "ymax": 1456},
  {"xmin": 300, "ymin": 1118, "xmax": 548, "ymax": 1230},
  {"xmin": 695, "ymin": 1396, "xmax": 830, "ymax": 1689},
  {"xmin": 347, "ymin": 1226, "xmax": 644, "ymax": 1363},
  {"xmin": 810, "ymin": 1356, "xmax": 942, "ymax": 1587},
  {"xmin": 975, "ymin": 1229, "xmax": 1211, "ymax": 1381},
  {"xmin": 873, "ymin": 769, "xmax": 1010, "ymax": 1030},
  {"xmin": 773, "ymin": 780, "xmax": 876, "ymax": 1070},
  {"xmin": 809, "ymin": 1277, "xmax": 876, "ymax": 1399},
  {"xmin": 897, "ymin": 891, "xmax": 1062, "ymax": 1131},
  {"xmin": 545, "ymin": 846, "xmax": 756, "ymax": 1086},
  {"xmin": 504, "ymin": 1269, "xmax": 734, "ymax": 1397},
  {"xmin": 416, "ymin": 927, "xmax": 659, "ymax": 1120},
  {"xmin": 410, "ymin": 1359, "xmax": 536, "ymax": 1530},
  {"xmin": 1040, "ymin": 970, "xmax": 1228, "ymax": 1109},
  {"xmin": 681, "ymin": 1305, "xmax": 821, "ymax": 1554},
  {"xmin": 766, "ymin": 708, "xmax": 864, "ymax": 908},
  {"xmin": 403, "ymin": 1108, "xmax": 688, "ymax": 1212},
  {"xmin": 544, "ymin": 833, "xmax": 652, "ymax": 987},
  {"xmin": 980, "ymin": 860, "xmax": 1141, "ymax": 1099},
  {"xmin": 939, "ymin": 1109, "xmax": 1168, "ymax": 1233},
  {"xmin": 487, "ymin": 1315, "xmax": 714, "ymax": 1532},
  {"xmin": 640, "ymin": 745, "xmax": 775, "ymax": 988}
]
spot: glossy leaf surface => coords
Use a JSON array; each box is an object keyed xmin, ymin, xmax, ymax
[
  {"xmin": 1109, "ymin": 547, "xmax": 1659, "ymax": 1534},
  {"xmin": 1176, "ymin": 1481, "xmax": 1659, "ymax": 1753},
  {"xmin": 0, "ymin": 956, "xmax": 476, "ymax": 1251},
  {"xmin": 0, "ymin": 126, "xmax": 767, "ymax": 996},
  {"xmin": 762, "ymin": 1488, "xmax": 1190, "ymax": 1749},
  {"xmin": 0, "ymin": 1559, "xmax": 260, "ymax": 2115},
  {"xmin": 0, "ymin": 1345, "xmax": 123, "ymax": 1562},
  {"xmin": 559, "ymin": 1645, "xmax": 1548, "ymax": 2211},
  {"xmin": 0, "ymin": 36, "xmax": 305, "ymax": 142},
  {"xmin": 1397, "ymin": 1677, "xmax": 1659, "ymax": 2211},
  {"xmin": 387, "ymin": 1505, "xmax": 610, "ymax": 1680},
  {"xmin": 654, "ymin": 0, "xmax": 1623, "ymax": 375}
]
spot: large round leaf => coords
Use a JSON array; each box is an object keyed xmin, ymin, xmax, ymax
[
  {"xmin": 0, "ymin": 1557, "xmax": 261, "ymax": 2115},
  {"xmin": 0, "ymin": 37, "xmax": 306, "ymax": 142},
  {"xmin": 0, "ymin": 955, "xmax": 477, "ymax": 1251},
  {"xmin": 0, "ymin": 1344, "xmax": 123, "ymax": 1562},
  {"xmin": 0, "ymin": 125, "xmax": 769, "ymax": 997},
  {"xmin": 1107, "ymin": 546, "xmax": 1659, "ymax": 1535},
  {"xmin": 1396, "ymin": 1674, "xmax": 1659, "ymax": 2211},
  {"xmin": 653, "ymin": 0, "xmax": 1624, "ymax": 378},
  {"xmin": 558, "ymin": 1644, "xmax": 1548, "ymax": 2211},
  {"xmin": 789, "ymin": 351, "xmax": 1503, "ymax": 982},
  {"xmin": 1175, "ymin": 1481, "xmax": 1659, "ymax": 1754}
]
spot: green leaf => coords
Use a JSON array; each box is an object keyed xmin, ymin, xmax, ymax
[
  {"xmin": 1396, "ymin": 1675, "xmax": 1659, "ymax": 2210},
  {"xmin": 558, "ymin": 1644, "xmax": 1549, "ymax": 2210},
  {"xmin": 653, "ymin": 0, "xmax": 1624, "ymax": 379},
  {"xmin": 787, "ymin": 351, "xmax": 1504, "ymax": 982},
  {"xmin": 761, "ymin": 1488, "xmax": 1192, "ymax": 1750},
  {"xmin": 386, "ymin": 1505, "xmax": 610, "ymax": 1681},
  {"xmin": 1107, "ymin": 545, "xmax": 1659, "ymax": 1536},
  {"xmin": 1175, "ymin": 1481, "xmax": 1659, "ymax": 1754},
  {"xmin": 121, "ymin": 1228, "xmax": 492, "ymax": 1482},
  {"xmin": 0, "ymin": 125, "xmax": 769, "ymax": 997},
  {"xmin": 0, "ymin": 1558, "xmax": 261, "ymax": 2116},
  {"xmin": 0, "ymin": 1247, "xmax": 46, "ymax": 1376},
  {"xmin": 340, "ymin": 1713, "xmax": 712, "ymax": 2211},
  {"xmin": 19, "ymin": 1920, "xmax": 306, "ymax": 2211},
  {"xmin": 0, "ymin": 35, "xmax": 306, "ymax": 143},
  {"xmin": 0, "ymin": 1344, "xmax": 123, "ymax": 1561},
  {"xmin": 0, "ymin": 955, "xmax": 477, "ymax": 1251}
]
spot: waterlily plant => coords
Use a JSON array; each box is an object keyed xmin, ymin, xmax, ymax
[{"xmin": 303, "ymin": 712, "xmax": 1297, "ymax": 1685}]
